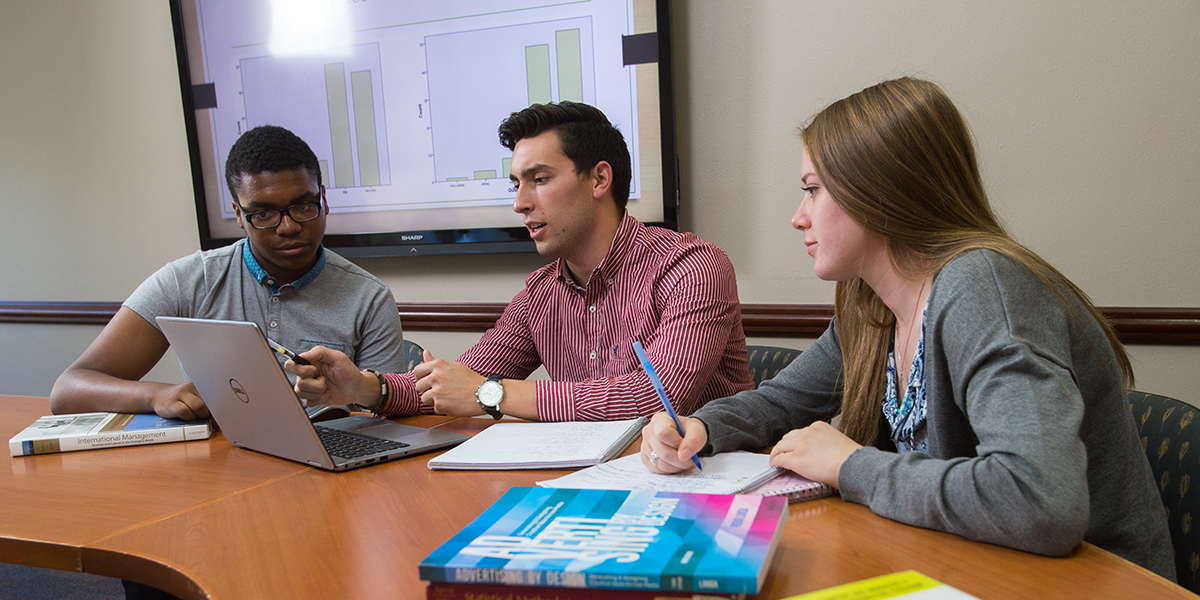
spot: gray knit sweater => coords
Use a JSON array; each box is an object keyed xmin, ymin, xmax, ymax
[{"xmin": 696, "ymin": 250, "xmax": 1174, "ymax": 580}]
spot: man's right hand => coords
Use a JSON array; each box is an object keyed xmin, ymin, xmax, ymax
[
  {"xmin": 286, "ymin": 345, "xmax": 379, "ymax": 407},
  {"xmin": 149, "ymin": 381, "xmax": 209, "ymax": 421},
  {"xmin": 640, "ymin": 412, "xmax": 708, "ymax": 474}
]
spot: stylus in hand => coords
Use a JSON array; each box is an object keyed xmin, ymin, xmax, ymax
[{"xmin": 266, "ymin": 338, "xmax": 310, "ymax": 366}]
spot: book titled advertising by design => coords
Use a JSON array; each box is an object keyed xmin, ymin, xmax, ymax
[
  {"xmin": 427, "ymin": 418, "xmax": 646, "ymax": 470},
  {"xmin": 419, "ymin": 487, "xmax": 787, "ymax": 595},
  {"xmin": 426, "ymin": 581, "xmax": 746, "ymax": 599},
  {"xmin": 9, "ymin": 412, "xmax": 212, "ymax": 457}
]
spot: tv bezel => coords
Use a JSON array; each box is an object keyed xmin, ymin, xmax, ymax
[{"xmin": 168, "ymin": 0, "xmax": 679, "ymax": 258}]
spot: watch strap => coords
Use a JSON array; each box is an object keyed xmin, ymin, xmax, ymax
[{"xmin": 357, "ymin": 369, "xmax": 389, "ymax": 418}]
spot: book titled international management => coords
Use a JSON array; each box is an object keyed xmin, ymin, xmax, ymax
[
  {"xmin": 419, "ymin": 487, "xmax": 787, "ymax": 595},
  {"xmin": 9, "ymin": 412, "xmax": 212, "ymax": 456}
]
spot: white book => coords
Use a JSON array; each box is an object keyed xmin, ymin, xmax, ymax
[
  {"xmin": 427, "ymin": 417, "xmax": 646, "ymax": 470},
  {"xmin": 537, "ymin": 451, "xmax": 785, "ymax": 495},
  {"xmin": 9, "ymin": 412, "xmax": 213, "ymax": 457}
]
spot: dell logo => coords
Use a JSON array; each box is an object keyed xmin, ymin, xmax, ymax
[{"xmin": 229, "ymin": 378, "xmax": 250, "ymax": 403}]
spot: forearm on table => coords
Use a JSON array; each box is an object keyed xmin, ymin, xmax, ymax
[
  {"xmin": 838, "ymin": 446, "xmax": 1089, "ymax": 557},
  {"xmin": 535, "ymin": 376, "xmax": 671, "ymax": 422},
  {"xmin": 50, "ymin": 370, "xmax": 166, "ymax": 415}
]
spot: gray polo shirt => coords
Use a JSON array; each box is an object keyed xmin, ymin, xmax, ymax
[{"xmin": 125, "ymin": 239, "xmax": 404, "ymax": 376}]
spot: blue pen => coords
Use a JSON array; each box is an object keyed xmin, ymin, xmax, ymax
[{"xmin": 632, "ymin": 341, "xmax": 704, "ymax": 471}]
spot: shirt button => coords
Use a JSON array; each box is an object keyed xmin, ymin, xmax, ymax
[
  {"xmin": 589, "ymin": 305, "xmax": 596, "ymax": 313},
  {"xmin": 271, "ymin": 296, "xmax": 279, "ymax": 303},
  {"xmin": 265, "ymin": 278, "xmax": 276, "ymax": 286},
  {"xmin": 269, "ymin": 321, "xmax": 278, "ymax": 328},
  {"xmin": 606, "ymin": 278, "xmax": 613, "ymax": 285},
  {"xmin": 589, "ymin": 351, "xmax": 597, "ymax": 359}
]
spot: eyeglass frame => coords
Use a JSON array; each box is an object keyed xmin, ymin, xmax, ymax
[{"xmin": 234, "ymin": 188, "xmax": 327, "ymax": 230}]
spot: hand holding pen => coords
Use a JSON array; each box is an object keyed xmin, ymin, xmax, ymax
[
  {"xmin": 267, "ymin": 337, "xmax": 310, "ymax": 366},
  {"xmin": 277, "ymin": 341, "xmax": 377, "ymax": 408},
  {"xmin": 633, "ymin": 341, "xmax": 704, "ymax": 472}
]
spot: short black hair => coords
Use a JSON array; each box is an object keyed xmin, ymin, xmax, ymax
[
  {"xmin": 498, "ymin": 101, "xmax": 631, "ymax": 210},
  {"xmin": 224, "ymin": 125, "xmax": 321, "ymax": 202}
]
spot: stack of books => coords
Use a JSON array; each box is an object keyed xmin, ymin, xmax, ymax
[{"xmin": 420, "ymin": 487, "xmax": 787, "ymax": 600}]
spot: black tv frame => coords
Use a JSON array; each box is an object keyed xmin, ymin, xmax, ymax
[{"xmin": 169, "ymin": 0, "xmax": 678, "ymax": 258}]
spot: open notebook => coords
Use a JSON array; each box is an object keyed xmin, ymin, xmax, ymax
[
  {"xmin": 538, "ymin": 450, "xmax": 836, "ymax": 501},
  {"xmin": 428, "ymin": 418, "xmax": 646, "ymax": 470}
]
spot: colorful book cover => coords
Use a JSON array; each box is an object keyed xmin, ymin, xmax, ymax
[
  {"xmin": 781, "ymin": 571, "xmax": 979, "ymax": 600},
  {"xmin": 9, "ymin": 412, "xmax": 212, "ymax": 456},
  {"xmin": 426, "ymin": 581, "xmax": 746, "ymax": 599},
  {"xmin": 419, "ymin": 487, "xmax": 787, "ymax": 594}
]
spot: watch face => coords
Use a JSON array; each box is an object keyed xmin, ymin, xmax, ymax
[{"xmin": 478, "ymin": 380, "xmax": 504, "ymax": 407}]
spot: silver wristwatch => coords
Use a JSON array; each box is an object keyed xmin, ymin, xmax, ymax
[{"xmin": 475, "ymin": 375, "xmax": 504, "ymax": 420}]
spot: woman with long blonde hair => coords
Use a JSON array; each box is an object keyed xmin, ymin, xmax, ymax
[{"xmin": 641, "ymin": 77, "xmax": 1173, "ymax": 579}]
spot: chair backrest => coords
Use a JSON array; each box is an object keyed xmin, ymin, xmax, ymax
[
  {"xmin": 746, "ymin": 345, "xmax": 802, "ymax": 388},
  {"xmin": 403, "ymin": 339, "xmax": 425, "ymax": 372},
  {"xmin": 1128, "ymin": 390, "xmax": 1200, "ymax": 591}
]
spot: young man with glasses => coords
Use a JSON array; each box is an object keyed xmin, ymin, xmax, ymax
[{"xmin": 50, "ymin": 125, "xmax": 405, "ymax": 421}]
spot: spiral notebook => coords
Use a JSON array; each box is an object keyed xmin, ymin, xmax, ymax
[{"xmin": 746, "ymin": 469, "xmax": 836, "ymax": 502}]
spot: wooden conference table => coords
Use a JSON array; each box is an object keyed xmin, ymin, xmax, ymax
[{"xmin": 1, "ymin": 394, "xmax": 1192, "ymax": 599}]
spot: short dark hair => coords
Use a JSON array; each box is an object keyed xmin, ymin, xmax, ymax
[
  {"xmin": 224, "ymin": 125, "xmax": 321, "ymax": 202},
  {"xmin": 498, "ymin": 101, "xmax": 631, "ymax": 210}
]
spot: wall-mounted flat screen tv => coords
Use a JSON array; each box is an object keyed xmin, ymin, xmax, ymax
[{"xmin": 170, "ymin": 0, "xmax": 677, "ymax": 257}]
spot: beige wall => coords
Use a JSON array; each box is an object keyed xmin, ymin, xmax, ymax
[{"xmin": 1, "ymin": 1, "xmax": 1197, "ymax": 402}]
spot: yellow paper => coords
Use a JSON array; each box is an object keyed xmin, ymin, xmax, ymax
[{"xmin": 781, "ymin": 571, "xmax": 976, "ymax": 600}]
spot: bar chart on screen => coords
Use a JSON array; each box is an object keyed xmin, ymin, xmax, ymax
[
  {"xmin": 424, "ymin": 17, "xmax": 598, "ymax": 185},
  {"xmin": 236, "ymin": 43, "xmax": 392, "ymax": 192}
]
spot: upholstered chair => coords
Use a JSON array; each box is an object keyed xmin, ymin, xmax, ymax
[
  {"xmin": 1128, "ymin": 390, "xmax": 1200, "ymax": 592},
  {"xmin": 745, "ymin": 345, "xmax": 803, "ymax": 388},
  {"xmin": 403, "ymin": 339, "xmax": 425, "ymax": 372}
]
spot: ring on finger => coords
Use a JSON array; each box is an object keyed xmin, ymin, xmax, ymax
[{"xmin": 649, "ymin": 450, "xmax": 660, "ymax": 468}]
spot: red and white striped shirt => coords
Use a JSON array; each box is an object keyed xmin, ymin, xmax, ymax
[{"xmin": 380, "ymin": 213, "xmax": 754, "ymax": 421}]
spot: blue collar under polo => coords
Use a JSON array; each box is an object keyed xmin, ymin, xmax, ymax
[{"xmin": 241, "ymin": 240, "xmax": 326, "ymax": 295}]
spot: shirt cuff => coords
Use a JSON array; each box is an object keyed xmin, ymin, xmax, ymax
[
  {"xmin": 380, "ymin": 371, "xmax": 434, "ymax": 416},
  {"xmin": 535, "ymin": 380, "xmax": 577, "ymax": 422}
]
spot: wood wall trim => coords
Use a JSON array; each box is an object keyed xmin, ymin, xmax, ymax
[{"xmin": 1, "ymin": 301, "xmax": 1197, "ymax": 345}]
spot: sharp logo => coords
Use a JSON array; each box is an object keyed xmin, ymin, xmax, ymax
[
  {"xmin": 229, "ymin": 379, "xmax": 250, "ymax": 403},
  {"xmin": 401, "ymin": 234, "xmax": 423, "ymax": 241}
]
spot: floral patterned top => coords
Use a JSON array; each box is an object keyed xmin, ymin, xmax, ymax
[{"xmin": 883, "ymin": 303, "xmax": 929, "ymax": 452}]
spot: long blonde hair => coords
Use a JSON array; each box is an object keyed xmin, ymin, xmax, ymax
[{"xmin": 801, "ymin": 77, "xmax": 1133, "ymax": 446}]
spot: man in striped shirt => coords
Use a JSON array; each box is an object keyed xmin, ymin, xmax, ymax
[{"xmin": 288, "ymin": 102, "xmax": 753, "ymax": 421}]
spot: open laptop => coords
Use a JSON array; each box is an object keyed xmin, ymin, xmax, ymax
[{"xmin": 157, "ymin": 316, "xmax": 469, "ymax": 471}]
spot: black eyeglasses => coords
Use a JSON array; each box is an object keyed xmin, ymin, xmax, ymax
[{"xmin": 237, "ymin": 202, "xmax": 323, "ymax": 230}]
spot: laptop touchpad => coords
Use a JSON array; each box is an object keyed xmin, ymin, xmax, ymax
[{"xmin": 330, "ymin": 416, "xmax": 424, "ymax": 439}]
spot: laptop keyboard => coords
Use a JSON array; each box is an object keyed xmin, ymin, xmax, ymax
[{"xmin": 315, "ymin": 425, "xmax": 409, "ymax": 459}]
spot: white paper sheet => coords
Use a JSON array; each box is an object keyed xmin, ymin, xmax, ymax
[{"xmin": 537, "ymin": 451, "xmax": 783, "ymax": 495}]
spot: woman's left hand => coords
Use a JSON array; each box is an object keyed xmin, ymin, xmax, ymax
[{"xmin": 769, "ymin": 421, "xmax": 862, "ymax": 488}]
